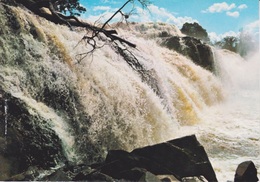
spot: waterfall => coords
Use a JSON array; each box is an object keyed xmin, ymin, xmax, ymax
[
  {"xmin": 72, "ymin": 32, "xmax": 224, "ymax": 157},
  {"xmin": 214, "ymin": 49, "xmax": 260, "ymax": 91},
  {"xmin": 1, "ymin": 5, "xmax": 223, "ymax": 151},
  {"xmin": 4, "ymin": 3, "xmax": 259, "ymax": 180},
  {"xmin": 194, "ymin": 50, "xmax": 260, "ymax": 181}
]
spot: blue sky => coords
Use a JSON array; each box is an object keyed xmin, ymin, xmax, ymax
[{"xmin": 79, "ymin": 0, "xmax": 259, "ymax": 41}]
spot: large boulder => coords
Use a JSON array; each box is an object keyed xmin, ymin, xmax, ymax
[
  {"xmin": 163, "ymin": 36, "xmax": 215, "ymax": 72},
  {"xmin": 96, "ymin": 135, "xmax": 218, "ymax": 181},
  {"xmin": 118, "ymin": 167, "xmax": 161, "ymax": 182}
]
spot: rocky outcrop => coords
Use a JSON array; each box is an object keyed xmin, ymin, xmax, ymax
[
  {"xmin": 162, "ymin": 36, "xmax": 215, "ymax": 72},
  {"xmin": 181, "ymin": 22, "xmax": 210, "ymax": 42},
  {"xmin": 98, "ymin": 135, "xmax": 217, "ymax": 181},
  {"xmin": 5, "ymin": 131, "xmax": 259, "ymax": 182},
  {"xmin": 9, "ymin": 135, "xmax": 217, "ymax": 181},
  {"xmin": 0, "ymin": 88, "xmax": 66, "ymax": 177},
  {"xmin": 0, "ymin": 4, "xmax": 97, "ymax": 178}
]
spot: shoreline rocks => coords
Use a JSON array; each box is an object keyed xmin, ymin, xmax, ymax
[
  {"xmin": 4, "ymin": 134, "xmax": 259, "ymax": 181},
  {"xmin": 5, "ymin": 135, "xmax": 218, "ymax": 181}
]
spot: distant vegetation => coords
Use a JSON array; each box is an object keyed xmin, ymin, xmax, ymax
[
  {"xmin": 214, "ymin": 31, "xmax": 258, "ymax": 57},
  {"xmin": 180, "ymin": 22, "xmax": 258, "ymax": 57}
]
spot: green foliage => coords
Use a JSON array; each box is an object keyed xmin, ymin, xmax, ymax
[
  {"xmin": 52, "ymin": 0, "xmax": 86, "ymax": 16},
  {"xmin": 215, "ymin": 36, "xmax": 238, "ymax": 52},
  {"xmin": 215, "ymin": 32, "xmax": 258, "ymax": 57},
  {"xmin": 51, "ymin": 0, "xmax": 150, "ymax": 17}
]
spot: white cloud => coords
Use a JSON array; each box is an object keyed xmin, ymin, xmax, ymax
[
  {"xmin": 226, "ymin": 11, "xmax": 239, "ymax": 18},
  {"xmin": 101, "ymin": 0, "xmax": 118, "ymax": 4},
  {"xmin": 84, "ymin": 4, "xmax": 198, "ymax": 28},
  {"xmin": 202, "ymin": 2, "xmax": 236, "ymax": 13},
  {"xmin": 93, "ymin": 6, "xmax": 111, "ymax": 11},
  {"xmin": 202, "ymin": 2, "xmax": 246, "ymax": 18},
  {"xmin": 208, "ymin": 32, "xmax": 220, "ymax": 42},
  {"xmin": 243, "ymin": 20, "xmax": 259, "ymax": 39},
  {"xmin": 245, "ymin": 20, "xmax": 259, "ymax": 31},
  {"xmin": 86, "ymin": 11, "xmax": 122, "ymax": 23},
  {"xmin": 148, "ymin": 4, "xmax": 171, "ymax": 17},
  {"xmin": 130, "ymin": 4, "xmax": 198, "ymax": 28},
  {"xmin": 238, "ymin": 4, "xmax": 247, "ymax": 10},
  {"xmin": 209, "ymin": 20, "xmax": 259, "ymax": 43}
]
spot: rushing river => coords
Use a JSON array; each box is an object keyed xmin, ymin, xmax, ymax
[
  {"xmin": 180, "ymin": 51, "xmax": 260, "ymax": 181},
  {"xmin": 202, "ymin": 51, "xmax": 260, "ymax": 181},
  {"xmin": 0, "ymin": 5, "xmax": 259, "ymax": 181}
]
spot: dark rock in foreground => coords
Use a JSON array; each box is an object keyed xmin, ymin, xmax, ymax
[
  {"xmin": 6, "ymin": 135, "xmax": 217, "ymax": 181},
  {"xmin": 6, "ymin": 133, "xmax": 259, "ymax": 182},
  {"xmin": 98, "ymin": 135, "xmax": 217, "ymax": 181},
  {"xmin": 234, "ymin": 161, "xmax": 259, "ymax": 182}
]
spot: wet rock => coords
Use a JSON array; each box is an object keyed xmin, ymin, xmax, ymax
[
  {"xmin": 182, "ymin": 176, "xmax": 208, "ymax": 182},
  {"xmin": 45, "ymin": 168, "xmax": 72, "ymax": 181},
  {"xmin": 159, "ymin": 31, "xmax": 171, "ymax": 38},
  {"xmin": 0, "ymin": 90, "xmax": 7, "ymax": 137},
  {"xmin": 6, "ymin": 135, "xmax": 218, "ymax": 181},
  {"xmin": 234, "ymin": 161, "xmax": 259, "ymax": 182},
  {"xmin": 6, "ymin": 166, "xmax": 40, "ymax": 181},
  {"xmin": 6, "ymin": 172, "xmax": 27, "ymax": 181},
  {"xmin": 162, "ymin": 36, "xmax": 181, "ymax": 51},
  {"xmin": 120, "ymin": 167, "xmax": 161, "ymax": 182},
  {"xmin": 72, "ymin": 166, "xmax": 94, "ymax": 181},
  {"xmin": 96, "ymin": 135, "xmax": 217, "ymax": 182},
  {"xmin": 0, "ymin": 87, "xmax": 66, "ymax": 176},
  {"xmin": 74, "ymin": 170, "xmax": 114, "ymax": 181},
  {"xmin": 131, "ymin": 135, "xmax": 217, "ymax": 181},
  {"xmin": 163, "ymin": 36, "xmax": 215, "ymax": 72},
  {"xmin": 160, "ymin": 177, "xmax": 172, "ymax": 182}
]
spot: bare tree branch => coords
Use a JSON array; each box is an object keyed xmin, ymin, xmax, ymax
[
  {"xmin": 15, "ymin": 0, "xmax": 150, "ymax": 63},
  {"xmin": 100, "ymin": 0, "xmax": 132, "ymax": 31}
]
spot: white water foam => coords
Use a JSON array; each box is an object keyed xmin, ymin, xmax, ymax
[{"xmin": 180, "ymin": 50, "xmax": 260, "ymax": 181}]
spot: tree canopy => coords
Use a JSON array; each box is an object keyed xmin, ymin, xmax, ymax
[
  {"xmin": 52, "ymin": 0, "xmax": 86, "ymax": 16},
  {"xmin": 214, "ymin": 36, "xmax": 238, "ymax": 53},
  {"xmin": 181, "ymin": 22, "xmax": 210, "ymax": 42},
  {"xmin": 214, "ymin": 31, "xmax": 257, "ymax": 57}
]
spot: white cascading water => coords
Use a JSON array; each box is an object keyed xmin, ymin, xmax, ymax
[
  {"xmin": 73, "ymin": 33, "xmax": 224, "ymax": 152},
  {"xmin": 1, "ymin": 6, "xmax": 259, "ymax": 181},
  {"xmin": 198, "ymin": 50, "xmax": 260, "ymax": 181},
  {"xmin": 178, "ymin": 49, "xmax": 260, "ymax": 181}
]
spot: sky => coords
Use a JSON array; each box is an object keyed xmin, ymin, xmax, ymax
[{"xmin": 79, "ymin": 0, "xmax": 259, "ymax": 42}]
